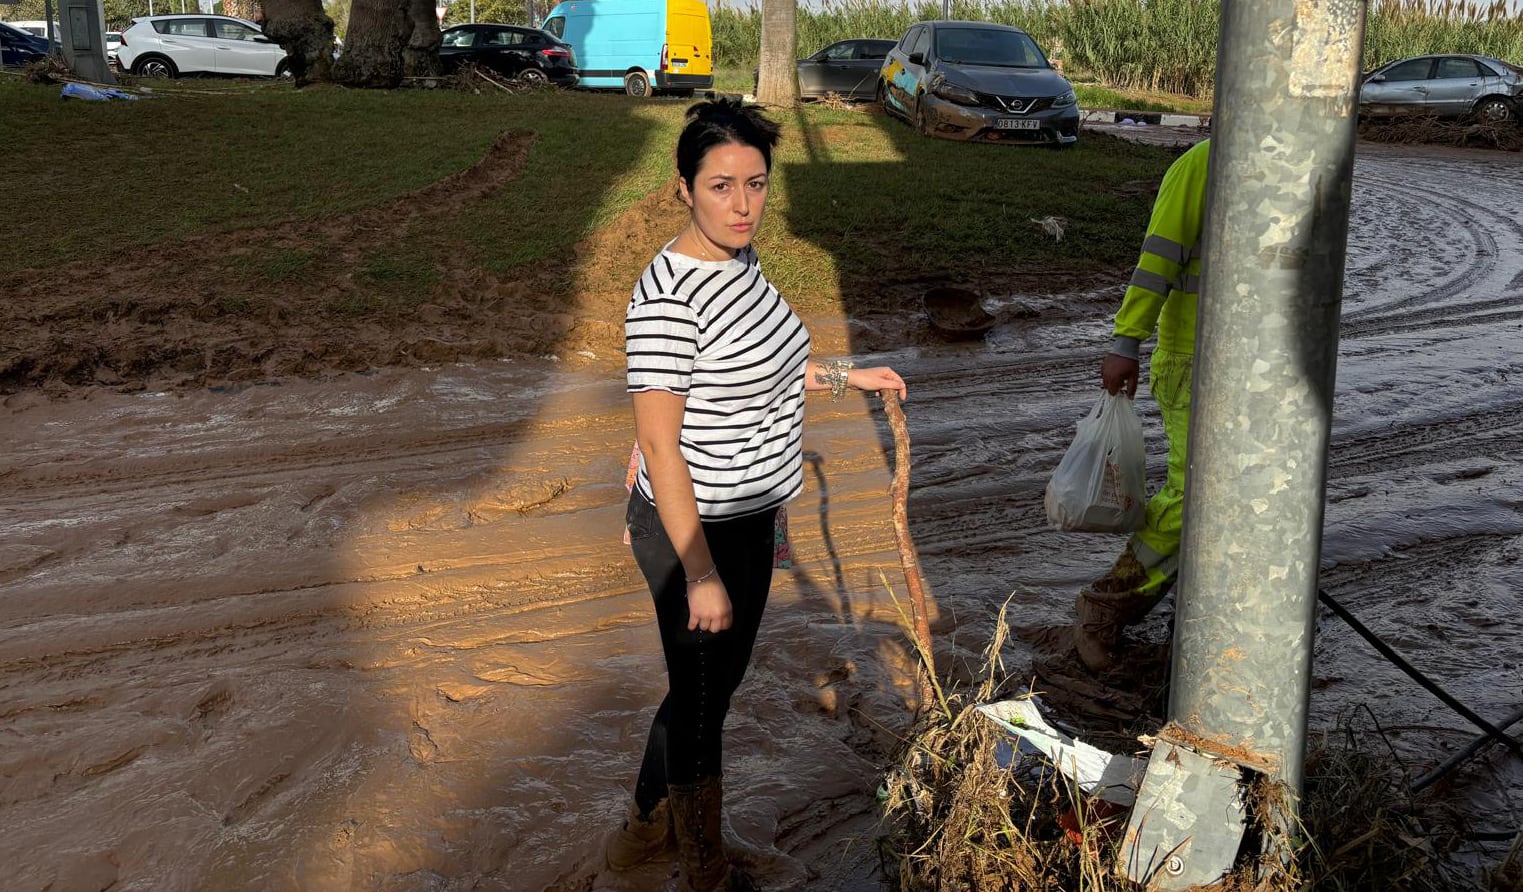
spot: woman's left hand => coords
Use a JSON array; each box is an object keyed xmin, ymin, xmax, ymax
[{"xmin": 848, "ymin": 366, "xmax": 907, "ymax": 401}]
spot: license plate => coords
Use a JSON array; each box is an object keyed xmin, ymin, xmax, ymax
[
  {"xmin": 996, "ymin": 118, "xmax": 1040, "ymax": 130},
  {"xmin": 671, "ymin": 62, "xmax": 685, "ymax": 71}
]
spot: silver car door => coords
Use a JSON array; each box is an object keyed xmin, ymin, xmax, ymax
[
  {"xmin": 1428, "ymin": 56, "xmax": 1484, "ymax": 116},
  {"xmin": 1362, "ymin": 57, "xmax": 1434, "ymax": 115}
]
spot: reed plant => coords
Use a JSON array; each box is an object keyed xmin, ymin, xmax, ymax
[{"xmin": 713, "ymin": 0, "xmax": 1523, "ymax": 100}]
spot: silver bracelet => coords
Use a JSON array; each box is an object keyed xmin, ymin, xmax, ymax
[
  {"xmin": 818, "ymin": 359, "xmax": 853, "ymax": 400},
  {"xmin": 684, "ymin": 564, "xmax": 718, "ymax": 586}
]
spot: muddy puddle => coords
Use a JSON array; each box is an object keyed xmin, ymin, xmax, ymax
[{"xmin": 3, "ymin": 144, "xmax": 1522, "ymax": 889}]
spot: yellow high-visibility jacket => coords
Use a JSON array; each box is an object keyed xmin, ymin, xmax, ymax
[{"xmin": 1111, "ymin": 138, "xmax": 1210, "ymax": 359}]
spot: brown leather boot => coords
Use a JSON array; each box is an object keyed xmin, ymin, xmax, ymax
[
  {"xmin": 668, "ymin": 776, "xmax": 755, "ymax": 892},
  {"xmin": 602, "ymin": 797, "xmax": 673, "ymax": 872}
]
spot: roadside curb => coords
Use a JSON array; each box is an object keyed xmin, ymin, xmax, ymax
[{"xmin": 1082, "ymin": 108, "xmax": 1211, "ymax": 128}]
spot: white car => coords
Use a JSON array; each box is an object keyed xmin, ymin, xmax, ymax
[
  {"xmin": 7, "ymin": 20, "xmax": 57, "ymax": 38},
  {"xmin": 116, "ymin": 14, "xmax": 290, "ymax": 78}
]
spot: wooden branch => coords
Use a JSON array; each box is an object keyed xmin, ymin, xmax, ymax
[{"xmin": 882, "ymin": 390, "xmax": 936, "ymax": 712}]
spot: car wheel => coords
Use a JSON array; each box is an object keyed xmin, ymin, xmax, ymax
[
  {"xmin": 1475, "ymin": 97, "xmax": 1514, "ymax": 125},
  {"xmin": 519, "ymin": 67, "xmax": 548, "ymax": 87},
  {"xmin": 134, "ymin": 55, "xmax": 177, "ymax": 79},
  {"xmin": 914, "ymin": 93, "xmax": 931, "ymax": 135},
  {"xmin": 275, "ymin": 59, "xmax": 292, "ymax": 79},
  {"xmin": 624, "ymin": 71, "xmax": 650, "ymax": 98}
]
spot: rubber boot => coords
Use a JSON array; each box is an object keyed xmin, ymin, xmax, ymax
[
  {"xmin": 668, "ymin": 776, "xmax": 755, "ymax": 892},
  {"xmin": 602, "ymin": 797, "xmax": 673, "ymax": 872},
  {"xmin": 1073, "ymin": 544, "xmax": 1170, "ymax": 673}
]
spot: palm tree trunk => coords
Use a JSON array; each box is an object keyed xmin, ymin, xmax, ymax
[
  {"xmin": 402, "ymin": 0, "xmax": 441, "ymax": 77},
  {"xmin": 332, "ymin": 0, "xmax": 410, "ymax": 87},
  {"xmin": 261, "ymin": 0, "xmax": 336, "ymax": 85},
  {"xmin": 756, "ymin": 0, "xmax": 798, "ymax": 108}
]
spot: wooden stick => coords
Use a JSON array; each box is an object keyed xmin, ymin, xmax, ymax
[{"xmin": 882, "ymin": 390, "xmax": 936, "ymax": 712}]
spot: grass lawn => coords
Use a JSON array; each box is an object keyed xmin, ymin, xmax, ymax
[{"xmin": 1, "ymin": 76, "xmax": 1175, "ymax": 387}]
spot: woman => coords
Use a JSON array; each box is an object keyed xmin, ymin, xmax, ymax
[{"xmin": 605, "ymin": 98, "xmax": 906, "ymax": 892}]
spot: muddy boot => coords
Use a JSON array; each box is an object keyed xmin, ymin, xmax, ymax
[
  {"xmin": 1073, "ymin": 545, "xmax": 1167, "ymax": 673},
  {"xmin": 602, "ymin": 797, "xmax": 673, "ymax": 872},
  {"xmin": 668, "ymin": 777, "xmax": 756, "ymax": 892}
]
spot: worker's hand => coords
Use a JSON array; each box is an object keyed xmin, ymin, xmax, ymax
[
  {"xmin": 686, "ymin": 576, "xmax": 733, "ymax": 633},
  {"xmin": 1101, "ymin": 353, "xmax": 1140, "ymax": 398}
]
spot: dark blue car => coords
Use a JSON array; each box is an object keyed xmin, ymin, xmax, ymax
[{"xmin": 1, "ymin": 21, "xmax": 48, "ymax": 67}]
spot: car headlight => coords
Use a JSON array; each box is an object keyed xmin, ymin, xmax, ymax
[
  {"xmin": 1053, "ymin": 88, "xmax": 1078, "ymax": 108},
  {"xmin": 932, "ymin": 78, "xmax": 980, "ymax": 106}
]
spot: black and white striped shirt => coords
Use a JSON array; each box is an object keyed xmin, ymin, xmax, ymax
[{"xmin": 626, "ymin": 243, "xmax": 811, "ymax": 519}]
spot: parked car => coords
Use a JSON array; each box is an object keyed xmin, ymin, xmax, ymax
[
  {"xmin": 438, "ymin": 23, "xmax": 577, "ymax": 86},
  {"xmin": 879, "ymin": 21, "xmax": 1079, "ymax": 146},
  {"xmin": 0, "ymin": 21, "xmax": 47, "ymax": 67},
  {"xmin": 106, "ymin": 30, "xmax": 122, "ymax": 66},
  {"xmin": 1360, "ymin": 54, "xmax": 1522, "ymax": 124},
  {"xmin": 116, "ymin": 14, "xmax": 290, "ymax": 78},
  {"xmin": 790, "ymin": 38, "xmax": 896, "ymax": 101},
  {"xmin": 541, "ymin": 0, "xmax": 711, "ymax": 97}
]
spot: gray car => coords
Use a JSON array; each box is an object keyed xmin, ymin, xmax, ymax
[
  {"xmin": 1360, "ymin": 54, "xmax": 1522, "ymax": 124},
  {"xmin": 879, "ymin": 21, "xmax": 1079, "ymax": 146}
]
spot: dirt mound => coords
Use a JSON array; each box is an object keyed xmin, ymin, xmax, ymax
[
  {"xmin": 1359, "ymin": 116, "xmax": 1523, "ymax": 152},
  {"xmin": 0, "ymin": 131, "xmax": 580, "ymax": 395}
]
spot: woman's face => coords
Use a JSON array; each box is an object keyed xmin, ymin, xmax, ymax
[{"xmin": 679, "ymin": 141, "xmax": 769, "ymax": 255}]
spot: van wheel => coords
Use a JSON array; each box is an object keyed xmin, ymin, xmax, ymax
[{"xmin": 624, "ymin": 71, "xmax": 650, "ymax": 97}]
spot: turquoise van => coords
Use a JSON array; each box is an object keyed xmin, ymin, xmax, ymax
[{"xmin": 541, "ymin": 0, "xmax": 713, "ymax": 97}]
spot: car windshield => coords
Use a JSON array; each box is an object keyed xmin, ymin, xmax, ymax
[{"xmin": 936, "ymin": 28, "xmax": 1047, "ymax": 68}]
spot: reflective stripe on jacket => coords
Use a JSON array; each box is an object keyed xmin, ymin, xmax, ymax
[{"xmin": 1113, "ymin": 138, "xmax": 1210, "ymax": 357}]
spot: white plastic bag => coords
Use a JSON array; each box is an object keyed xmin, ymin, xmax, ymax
[{"xmin": 1044, "ymin": 392, "xmax": 1147, "ymax": 532}]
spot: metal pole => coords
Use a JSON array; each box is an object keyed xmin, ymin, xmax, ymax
[
  {"xmin": 469, "ymin": 0, "xmax": 475, "ymax": 24},
  {"xmin": 1168, "ymin": 0, "xmax": 1366, "ymax": 799}
]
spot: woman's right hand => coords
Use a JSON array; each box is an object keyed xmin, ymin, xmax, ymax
[{"xmin": 686, "ymin": 576, "xmax": 733, "ymax": 633}]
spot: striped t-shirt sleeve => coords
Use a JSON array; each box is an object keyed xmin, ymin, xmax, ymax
[{"xmin": 626, "ymin": 295, "xmax": 699, "ymax": 394}]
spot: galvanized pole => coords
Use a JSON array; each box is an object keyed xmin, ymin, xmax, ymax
[{"xmin": 1168, "ymin": 0, "xmax": 1366, "ymax": 798}]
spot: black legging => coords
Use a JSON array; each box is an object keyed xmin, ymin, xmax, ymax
[{"xmin": 625, "ymin": 489, "xmax": 777, "ymax": 815}]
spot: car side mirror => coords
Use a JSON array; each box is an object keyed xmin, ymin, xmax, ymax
[
  {"xmin": 1368, "ymin": 74, "xmax": 1386, "ymax": 83},
  {"xmin": 908, "ymin": 52, "xmax": 924, "ymax": 66}
]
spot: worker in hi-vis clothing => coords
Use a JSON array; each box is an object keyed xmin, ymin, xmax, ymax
[{"xmin": 1073, "ymin": 137, "xmax": 1210, "ymax": 673}]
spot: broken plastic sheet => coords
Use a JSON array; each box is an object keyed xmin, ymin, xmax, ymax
[
  {"xmin": 60, "ymin": 83, "xmax": 140, "ymax": 102},
  {"xmin": 978, "ymin": 697, "xmax": 1147, "ymax": 806}
]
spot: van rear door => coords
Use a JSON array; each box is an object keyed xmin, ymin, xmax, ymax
[{"xmin": 664, "ymin": 0, "xmax": 711, "ymax": 80}]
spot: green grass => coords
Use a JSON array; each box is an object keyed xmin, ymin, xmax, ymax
[{"xmin": 2, "ymin": 77, "xmax": 1173, "ymax": 317}]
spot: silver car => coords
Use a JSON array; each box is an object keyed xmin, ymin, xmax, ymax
[{"xmin": 1360, "ymin": 54, "xmax": 1522, "ymax": 124}]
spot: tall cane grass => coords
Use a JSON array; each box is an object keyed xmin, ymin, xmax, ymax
[{"xmin": 713, "ymin": 0, "xmax": 1523, "ymax": 99}]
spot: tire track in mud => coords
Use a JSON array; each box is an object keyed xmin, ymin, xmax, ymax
[{"xmin": 1343, "ymin": 157, "xmax": 1523, "ymax": 331}]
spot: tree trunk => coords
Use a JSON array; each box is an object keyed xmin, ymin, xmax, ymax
[
  {"xmin": 756, "ymin": 0, "xmax": 798, "ymax": 108},
  {"xmin": 262, "ymin": 0, "xmax": 337, "ymax": 85},
  {"xmin": 403, "ymin": 0, "xmax": 441, "ymax": 77},
  {"xmin": 332, "ymin": 0, "xmax": 410, "ymax": 87}
]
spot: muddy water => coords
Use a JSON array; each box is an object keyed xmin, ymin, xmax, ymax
[{"xmin": 4, "ymin": 144, "xmax": 1522, "ymax": 889}]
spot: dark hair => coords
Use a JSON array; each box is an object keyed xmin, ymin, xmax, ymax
[{"xmin": 675, "ymin": 98, "xmax": 783, "ymax": 187}]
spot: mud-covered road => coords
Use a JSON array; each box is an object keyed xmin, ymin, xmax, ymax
[{"xmin": 3, "ymin": 143, "xmax": 1521, "ymax": 890}]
